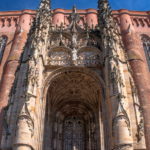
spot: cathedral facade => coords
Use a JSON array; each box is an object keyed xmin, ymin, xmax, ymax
[{"xmin": 0, "ymin": 0, "xmax": 150, "ymax": 150}]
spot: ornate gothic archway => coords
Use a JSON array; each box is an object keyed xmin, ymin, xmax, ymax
[{"xmin": 41, "ymin": 68, "xmax": 104, "ymax": 150}]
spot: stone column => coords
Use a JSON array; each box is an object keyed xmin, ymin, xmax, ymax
[
  {"xmin": 13, "ymin": 103, "xmax": 34, "ymax": 150},
  {"xmin": 113, "ymin": 101, "xmax": 133, "ymax": 150},
  {"xmin": 13, "ymin": 57, "xmax": 38, "ymax": 150},
  {"xmin": 109, "ymin": 57, "xmax": 133, "ymax": 150},
  {"xmin": 119, "ymin": 9, "xmax": 150, "ymax": 150},
  {"xmin": 0, "ymin": 10, "xmax": 32, "ymax": 141}
]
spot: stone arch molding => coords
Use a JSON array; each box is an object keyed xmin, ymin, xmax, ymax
[
  {"xmin": 40, "ymin": 67, "xmax": 106, "ymax": 150},
  {"xmin": 42, "ymin": 67, "xmax": 105, "ymax": 102}
]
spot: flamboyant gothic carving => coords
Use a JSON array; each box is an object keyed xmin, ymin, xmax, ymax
[
  {"xmin": 0, "ymin": 0, "xmax": 147, "ymax": 150},
  {"xmin": 47, "ymin": 6, "xmax": 102, "ymax": 67},
  {"xmin": 129, "ymin": 78, "xmax": 145, "ymax": 144},
  {"xmin": 98, "ymin": 0, "xmax": 138, "ymax": 149}
]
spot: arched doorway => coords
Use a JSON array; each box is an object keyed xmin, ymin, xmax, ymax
[{"xmin": 42, "ymin": 69, "xmax": 104, "ymax": 150}]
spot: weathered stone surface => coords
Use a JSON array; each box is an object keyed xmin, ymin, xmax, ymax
[{"xmin": 0, "ymin": 0, "xmax": 149, "ymax": 150}]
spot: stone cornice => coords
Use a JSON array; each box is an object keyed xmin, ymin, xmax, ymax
[{"xmin": 0, "ymin": 9, "xmax": 149, "ymax": 17}]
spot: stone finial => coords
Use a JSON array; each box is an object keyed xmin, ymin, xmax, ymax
[
  {"xmin": 68, "ymin": 6, "xmax": 80, "ymax": 24},
  {"xmin": 98, "ymin": 0, "xmax": 113, "ymax": 27},
  {"xmin": 98, "ymin": 0, "xmax": 110, "ymax": 9},
  {"xmin": 35, "ymin": 0, "xmax": 51, "ymax": 26},
  {"xmin": 67, "ymin": 6, "xmax": 80, "ymax": 33},
  {"xmin": 38, "ymin": 0, "xmax": 51, "ymax": 10},
  {"xmin": 98, "ymin": 0, "xmax": 109, "ymax": 9},
  {"xmin": 72, "ymin": 5, "xmax": 77, "ymax": 13},
  {"xmin": 98, "ymin": 0, "xmax": 109, "ymax": 6}
]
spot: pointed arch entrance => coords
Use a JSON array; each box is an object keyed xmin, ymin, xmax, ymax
[{"xmin": 42, "ymin": 68, "xmax": 105, "ymax": 150}]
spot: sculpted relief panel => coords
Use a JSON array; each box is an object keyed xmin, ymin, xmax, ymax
[
  {"xmin": 47, "ymin": 47, "xmax": 101, "ymax": 67},
  {"xmin": 48, "ymin": 50, "xmax": 72, "ymax": 66},
  {"xmin": 77, "ymin": 48, "xmax": 101, "ymax": 66}
]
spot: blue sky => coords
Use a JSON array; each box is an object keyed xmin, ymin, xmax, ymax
[{"xmin": 0, "ymin": 0, "xmax": 149, "ymax": 11}]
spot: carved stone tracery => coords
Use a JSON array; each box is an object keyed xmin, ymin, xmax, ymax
[
  {"xmin": 47, "ymin": 6, "xmax": 102, "ymax": 67},
  {"xmin": 98, "ymin": 0, "xmax": 135, "ymax": 149},
  {"xmin": 129, "ymin": 78, "xmax": 145, "ymax": 143},
  {"xmin": 0, "ymin": 0, "xmax": 147, "ymax": 150}
]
